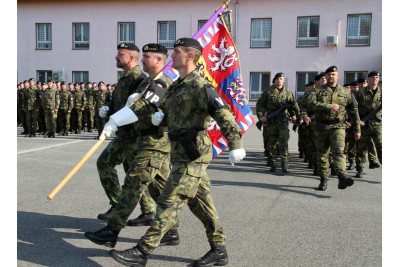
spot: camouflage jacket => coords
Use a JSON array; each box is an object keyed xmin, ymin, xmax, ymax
[
  {"xmin": 356, "ymin": 86, "xmax": 382, "ymax": 125},
  {"xmin": 256, "ymin": 85, "xmax": 300, "ymax": 122},
  {"xmin": 84, "ymin": 89, "xmax": 94, "ymax": 109},
  {"xmin": 160, "ymin": 70, "xmax": 243, "ymax": 163},
  {"xmin": 42, "ymin": 86, "xmax": 60, "ymax": 110},
  {"xmin": 307, "ymin": 84, "xmax": 360, "ymax": 132},
  {"xmin": 73, "ymin": 90, "xmax": 86, "ymax": 109},
  {"xmin": 59, "ymin": 90, "xmax": 74, "ymax": 111},
  {"xmin": 131, "ymin": 73, "xmax": 172, "ymax": 153},
  {"xmin": 24, "ymin": 86, "xmax": 40, "ymax": 111},
  {"xmin": 93, "ymin": 90, "xmax": 110, "ymax": 110}
]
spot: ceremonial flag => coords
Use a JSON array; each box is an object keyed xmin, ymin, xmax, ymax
[{"xmin": 163, "ymin": 3, "xmax": 255, "ymax": 158}]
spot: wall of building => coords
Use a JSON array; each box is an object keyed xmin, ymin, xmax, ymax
[{"xmin": 17, "ymin": 0, "xmax": 382, "ymax": 104}]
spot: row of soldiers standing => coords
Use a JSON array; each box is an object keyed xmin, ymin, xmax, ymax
[
  {"xmin": 256, "ymin": 66, "xmax": 382, "ymax": 191},
  {"xmin": 17, "ymin": 79, "xmax": 116, "ymax": 139}
]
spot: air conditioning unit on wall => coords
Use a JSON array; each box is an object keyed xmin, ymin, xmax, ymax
[
  {"xmin": 326, "ymin": 35, "xmax": 338, "ymax": 46},
  {"xmin": 53, "ymin": 70, "xmax": 65, "ymax": 81}
]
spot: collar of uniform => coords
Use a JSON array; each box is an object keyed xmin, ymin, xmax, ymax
[
  {"xmin": 174, "ymin": 69, "xmax": 200, "ymax": 87},
  {"xmin": 123, "ymin": 65, "xmax": 141, "ymax": 77}
]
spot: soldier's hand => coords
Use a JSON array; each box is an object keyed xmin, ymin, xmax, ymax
[
  {"xmin": 126, "ymin": 93, "xmax": 140, "ymax": 107},
  {"xmin": 229, "ymin": 148, "xmax": 246, "ymax": 166},
  {"xmin": 360, "ymin": 121, "xmax": 365, "ymax": 126},
  {"xmin": 260, "ymin": 116, "xmax": 267, "ymax": 124},
  {"xmin": 330, "ymin": 103, "xmax": 340, "ymax": 112},
  {"xmin": 305, "ymin": 117, "xmax": 311, "ymax": 125},
  {"xmin": 354, "ymin": 132, "xmax": 361, "ymax": 141},
  {"xmin": 151, "ymin": 112, "xmax": 164, "ymax": 126}
]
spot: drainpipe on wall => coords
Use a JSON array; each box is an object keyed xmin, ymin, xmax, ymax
[{"xmin": 235, "ymin": 0, "xmax": 238, "ymax": 42}]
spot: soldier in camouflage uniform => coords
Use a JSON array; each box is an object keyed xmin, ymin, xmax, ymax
[
  {"xmin": 93, "ymin": 81, "xmax": 110, "ymax": 139},
  {"xmin": 24, "ymin": 78, "xmax": 40, "ymax": 137},
  {"xmin": 42, "ymin": 79, "xmax": 60, "ymax": 138},
  {"xmin": 354, "ymin": 71, "xmax": 382, "ymax": 178},
  {"xmin": 108, "ymin": 38, "xmax": 246, "ymax": 267},
  {"xmin": 307, "ymin": 66, "xmax": 360, "ymax": 191},
  {"xmin": 71, "ymin": 83, "xmax": 86, "ymax": 134},
  {"xmin": 36, "ymin": 82, "xmax": 46, "ymax": 134},
  {"xmin": 57, "ymin": 81, "xmax": 74, "ymax": 136},
  {"xmin": 95, "ymin": 43, "xmax": 147, "ymax": 221},
  {"xmin": 85, "ymin": 43, "xmax": 181, "ymax": 249},
  {"xmin": 84, "ymin": 81, "xmax": 95, "ymax": 132},
  {"xmin": 256, "ymin": 72, "xmax": 300, "ymax": 173},
  {"xmin": 18, "ymin": 81, "xmax": 28, "ymax": 134}
]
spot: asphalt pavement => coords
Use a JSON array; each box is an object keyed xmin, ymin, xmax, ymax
[{"xmin": 17, "ymin": 125, "xmax": 383, "ymax": 267}]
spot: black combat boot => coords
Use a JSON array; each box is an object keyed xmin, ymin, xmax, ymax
[
  {"xmin": 270, "ymin": 163, "xmax": 277, "ymax": 172},
  {"xmin": 316, "ymin": 177, "xmax": 327, "ymax": 191},
  {"xmin": 313, "ymin": 165, "xmax": 318, "ymax": 176},
  {"xmin": 126, "ymin": 212, "xmax": 155, "ymax": 226},
  {"xmin": 369, "ymin": 161, "xmax": 380, "ymax": 169},
  {"xmin": 282, "ymin": 163, "xmax": 289, "ymax": 174},
  {"xmin": 347, "ymin": 161, "xmax": 354, "ymax": 170},
  {"xmin": 29, "ymin": 132, "xmax": 36, "ymax": 137},
  {"xmin": 193, "ymin": 244, "xmax": 229, "ymax": 267},
  {"xmin": 355, "ymin": 166, "xmax": 363, "ymax": 178},
  {"xmin": 338, "ymin": 175, "xmax": 354, "ymax": 190},
  {"xmin": 84, "ymin": 225, "xmax": 119, "ymax": 248},
  {"xmin": 299, "ymin": 151, "xmax": 304, "ymax": 158},
  {"xmin": 97, "ymin": 205, "xmax": 116, "ymax": 221},
  {"xmin": 160, "ymin": 229, "xmax": 179, "ymax": 246},
  {"xmin": 109, "ymin": 246, "xmax": 148, "ymax": 267},
  {"xmin": 330, "ymin": 167, "xmax": 337, "ymax": 176}
]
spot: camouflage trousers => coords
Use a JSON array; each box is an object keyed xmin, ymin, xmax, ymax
[
  {"xmin": 306, "ymin": 123, "xmax": 318, "ymax": 167},
  {"xmin": 44, "ymin": 109, "xmax": 57, "ymax": 133},
  {"xmin": 96, "ymin": 135, "xmax": 156, "ymax": 215},
  {"xmin": 315, "ymin": 126, "xmax": 347, "ymax": 178},
  {"xmin": 57, "ymin": 109, "xmax": 71, "ymax": 132},
  {"xmin": 71, "ymin": 108, "xmax": 83, "ymax": 131},
  {"xmin": 25, "ymin": 109, "xmax": 39, "ymax": 133},
  {"xmin": 108, "ymin": 151, "xmax": 171, "ymax": 230},
  {"xmin": 356, "ymin": 124, "xmax": 382, "ymax": 170},
  {"xmin": 297, "ymin": 124, "xmax": 307, "ymax": 154},
  {"xmin": 84, "ymin": 107, "xmax": 95, "ymax": 130},
  {"xmin": 138, "ymin": 161, "xmax": 226, "ymax": 254},
  {"xmin": 266, "ymin": 121, "xmax": 290, "ymax": 165}
]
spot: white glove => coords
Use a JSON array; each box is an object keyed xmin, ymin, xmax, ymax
[
  {"xmin": 99, "ymin": 106, "xmax": 109, "ymax": 118},
  {"xmin": 99, "ymin": 119, "xmax": 118, "ymax": 139},
  {"xmin": 229, "ymin": 148, "xmax": 246, "ymax": 166},
  {"xmin": 151, "ymin": 112, "xmax": 164, "ymax": 126},
  {"xmin": 125, "ymin": 93, "xmax": 140, "ymax": 107}
]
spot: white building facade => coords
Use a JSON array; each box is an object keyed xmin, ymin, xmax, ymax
[{"xmin": 17, "ymin": 0, "xmax": 382, "ymax": 106}]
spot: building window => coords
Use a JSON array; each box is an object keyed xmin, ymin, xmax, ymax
[
  {"xmin": 36, "ymin": 70, "xmax": 52, "ymax": 83},
  {"xmin": 36, "ymin": 23, "xmax": 52, "ymax": 50},
  {"xmin": 118, "ymin": 22, "xmax": 135, "ymax": 45},
  {"xmin": 344, "ymin": 71, "xmax": 368, "ymax": 84},
  {"xmin": 346, "ymin": 14, "xmax": 372, "ymax": 46},
  {"xmin": 158, "ymin": 21, "xmax": 176, "ymax": 48},
  {"xmin": 250, "ymin": 18, "xmax": 272, "ymax": 48},
  {"xmin": 198, "ymin": 20, "xmax": 207, "ymax": 31},
  {"xmin": 297, "ymin": 16, "xmax": 319, "ymax": 47},
  {"xmin": 296, "ymin": 72, "xmax": 318, "ymax": 98},
  {"xmin": 72, "ymin": 71, "xmax": 89, "ymax": 84},
  {"xmin": 73, "ymin": 23, "xmax": 90, "ymax": 49},
  {"xmin": 250, "ymin": 72, "xmax": 270, "ymax": 100}
]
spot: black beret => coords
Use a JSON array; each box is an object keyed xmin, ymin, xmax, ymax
[
  {"xmin": 47, "ymin": 79, "xmax": 53, "ymax": 83},
  {"xmin": 349, "ymin": 81, "xmax": 358, "ymax": 86},
  {"xmin": 325, "ymin": 66, "xmax": 338, "ymax": 74},
  {"xmin": 117, "ymin": 42, "xmax": 139, "ymax": 52},
  {"xmin": 309, "ymin": 80, "xmax": 315, "ymax": 86},
  {"xmin": 60, "ymin": 81, "xmax": 66, "ymax": 85},
  {"xmin": 174, "ymin": 38, "xmax": 203, "ymax": 52},
  {"xmin": 68, "ymin": 82, "xmax": 72, "ymax": 86},
  {"xmin": 142, "ymin": 43, "xmax": 168, "ymax": 55},
  {"xmin": 368, "ymin": 71, "xmax": 380, "ymax": 77},
  {"xmin": 98, "ymin": 81, "xmax": 105, "ymax": 85},
  {"xmin": 273, "ymin": 72, "xmax": 284, "ymax": 80},
  {"xmin": 357, "ymin": 77, "xmax": 367, "ymax": 83},
  {"xmin": 314, "ymin": 73, "xmax": 323, "ymax": 81},
  {"xmin": 80, "ymin": 82, "xmax": 85, "ymax": 85}
]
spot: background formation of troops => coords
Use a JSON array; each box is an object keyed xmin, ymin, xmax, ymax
[{"xmin": 17, "ymin": 79, "xmax": 117, "ymax": 139}]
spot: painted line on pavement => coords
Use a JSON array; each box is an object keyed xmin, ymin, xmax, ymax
[{"xmin": 18, "ymin": 140, "xmax": 85, "ymax": 155}]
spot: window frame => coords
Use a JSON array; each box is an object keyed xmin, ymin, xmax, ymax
[
  {"xmin": 296, "ymin": 71, "xmax": 318, "ymax": 98},
  {"xmin": 72, "ymin": 71, "xmax": 89, "ymax": 84},
  {"xmin": 296, "ymin": 16, "xmax": 320, "ymax": 48},
  {"xmin": 344, "ymin": 71, "xmax": 369, "ymax": 84},
  {"xmin": 346, "ymin": 13, "xmax": 372, "ymax": 47},
  {"xmin": 249, "ymin": 72, "xmax": 271, "ymax": 101},
  {"xmin": 73, "ymin": 22, "xmax": 90, "ymax": 50},
  {"xmin": 250, "ymin": 18, "xmax": 272, "ymax": 48},
  {"xmin": 36, "ymin": 70, "xmax": 52, "ymax": 83},
  {"xmin": 36, "ymin": 23, "xmax": 52, "ymax": 50},
  {"xmin": 118, "ymin": 22, "xmax": 135, "ymax": 45},
  {"xmin": 157, "ymin": 21, "xmax": 176, "ymax": 49}
]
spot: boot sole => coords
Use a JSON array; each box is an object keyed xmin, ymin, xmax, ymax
[
  {"xmin": 193, "ymin": 258, "xmax": 229, "ymax": 267},
  {"xmin": 84, "ymin": 233, "xmax": 116, "ymax": 248},
  {"xmin": 126, "ymin": 221, "xmax": 152, "ymax": 227},
  {"xmin": 160, "ymin": 240, "xmax": 180, "ymax": 246}
]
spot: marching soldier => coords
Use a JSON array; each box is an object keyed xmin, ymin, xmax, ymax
[
  {"xmin": 42, "ymin": 79, "xmax": 59, "ymax": 138},
  {"xmin": 57, "ymin": 81, "xmax": 74, "ymax": 136},
  {"xmin": 71, "ymin": 83, "xmax": 86, "ymax": 134},
  {"xmin": 24, "ymin": 78, "xmax": 40, "ymax": 137},
  {"xmin": 93, "ymin": 81, "xmax": 110, "ymax": 139},
  {"xmin": 84, "ymin": 81, "xmax": 95, "ymax": 132},
  {"xmin": 18, "ymin": 81, "xmax": 28, "ymax": 134}
]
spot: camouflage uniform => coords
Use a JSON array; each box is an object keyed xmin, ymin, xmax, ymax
[
  {"xmin": 24, "ymin": 85, "xmax": 40, "ymax": 136},
  {"xmin": 308, "ymin": 83, "xmax": 360, "ymax": 182},
  {"xmin": 96, "ymin": 65, "xmax": 146, "ymax": 207},
  {"xmin": 84, "ymin": 87, "xmax": 95, "ymax": 131},
  {"xmin": 18, "ymin": 86, "xmax": 28, "ymax": 134},
  {"xmin": 355, "ymin": 86, "xmax": 382, "ymax": 173},
  {"xmin": 108, "ymin": 74, "xmax": 173, "ymax": 231},
  {"xmin": 137, "ymin": 70, "xmax": 243, "ymax": 254},
  {"xmin": 71, "ymin": 89, "xmax": 86, "ymax": 133},
  {"xmin": 37, "ymin": 87, "xmax": 46, "ymax": 134},
  {"xmin": 42, "ymin": 85, "xmax": 60, "ymax": 137},
  {"xmin": 256, "ymin": 84, "xmax": 300, "ymax": 171},
  {"xmin": 58, "ymin": 88, "xmax": 74, "ymax": 135},
  {"xmin": 93, "ymin": 88, "xmax": 111, "ymax": 139}
]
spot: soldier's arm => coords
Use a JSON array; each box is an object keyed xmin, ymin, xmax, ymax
[{"xmin": 347, "ymin": 93, "xmax": 361, "ymax": 134}]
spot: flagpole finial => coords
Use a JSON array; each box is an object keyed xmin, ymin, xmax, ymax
[{"xmin": 221, "ymin": 0, "xmax": 231, "ymax": 9}]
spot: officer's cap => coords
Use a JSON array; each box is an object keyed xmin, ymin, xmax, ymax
[
  {"xmin": 325, "ymin": 66, "xmax": 338, "ymax": 74},
  {"xmin": 117, "ymin": 43, "xmax": 139, "ymax": 52},
  {"xmin": 368, "ymin": 71, "xmax": 380, "ymax": 77},
  {"xmin": 174, "ymin": 38, "xmax": 203, "ymax": 52},
  {"xmin": 357, "ymin": 77, "xmax": 367, "ymax": 83},
  {"xmin": 273, "ymin": 72, "xmax": 285, "ymax": 80},
  {"xmin": 142, "ymin": 43, "xmax": 168, "ymax": 55}
]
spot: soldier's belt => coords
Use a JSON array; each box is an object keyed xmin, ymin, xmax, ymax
[{"xmin": 168, "ymin": 129, "xmax": 205, "ymax": 161}]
